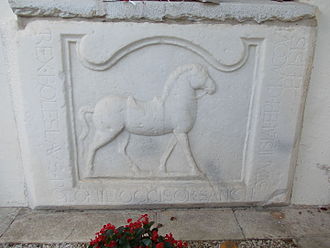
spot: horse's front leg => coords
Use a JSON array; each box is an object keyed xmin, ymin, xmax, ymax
[
  {"xmin": 117, "ymin": 132, "xmax": 143, "ymax": 175},
  {"xmin": 174, "ymin": 131, "xmax": 205, "ymax": 177},
  {"xmin": 158, "ymin": 135, "xmax": 177, "ymax": 174}
]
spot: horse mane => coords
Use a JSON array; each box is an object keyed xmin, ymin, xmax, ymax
[{"xmin": 160, "ymin": 64, "xmax": 206, "ymax": 102}]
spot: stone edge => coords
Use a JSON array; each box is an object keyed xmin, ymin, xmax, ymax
[{"xmin": 8, "ymin": 0, "xmax": 317, "ymax": 24}]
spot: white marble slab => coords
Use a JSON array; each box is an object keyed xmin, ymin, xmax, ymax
[{"xmin": 14, "ymin": 20, "xmax": 315, "ymax": 208}]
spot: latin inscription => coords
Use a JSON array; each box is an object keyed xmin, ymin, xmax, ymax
[
  {"xmin": 35, "ymin": 29, "xmax": 66, "ymax": 202},
  {"xmin": 254, "ymin": 32, "xmax": 307, "ymax": 196},
  {"xmin": 52, "ymin": 185, "xmax": 245, "ymax": 204}
]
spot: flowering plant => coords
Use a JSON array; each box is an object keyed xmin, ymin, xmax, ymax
[{"xmin": 89, "ymin": 214, "xmax": 188, "ymax": 248}]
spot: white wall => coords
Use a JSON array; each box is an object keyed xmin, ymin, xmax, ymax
[
  {"xmin": 0, "ymin": 0, "xmax": 27, "ymax": 206},
  {"xmin": 291, "ymin": 0, "xmax": 330, "ymax": 205}
]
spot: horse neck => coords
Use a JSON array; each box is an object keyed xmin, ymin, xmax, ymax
[{"xmin": 161, "ymin": 76, "xmax": 196, "ymax": 106}]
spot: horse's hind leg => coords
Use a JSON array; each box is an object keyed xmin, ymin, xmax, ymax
[
  {"xmin": 117, "ymin": 132, "xmax": 142, "ymax": 175},
  {"xmin": 174, "ymin": 131, "xmax": 205, "ymax": 177},
  {"xmin": 158, "ymin": 135, "xmax": 177, "ymax": 174},
  {"xmin": 86, "ymin": 128, "xmax": 123, "ymax": 175}
]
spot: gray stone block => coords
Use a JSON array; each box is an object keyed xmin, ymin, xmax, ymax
[
  {"xmin": 0, "ymin": 209, "xmax": 156, "ymax": 243},
  {"xmin": 0, "ymin": 208, "xmax": 19, "ymax": 237},
  {"xmin": 234, "ymin": 208, "xmax": 291, "ymax": 239},
  {"xmin": 157, "ymin": 208, "xmax": 243, "ymax": 240}
]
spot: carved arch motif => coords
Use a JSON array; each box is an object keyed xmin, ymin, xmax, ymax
[{"xmin": 77, "ymin": 36, "xmax": 261, "ymax": 72}]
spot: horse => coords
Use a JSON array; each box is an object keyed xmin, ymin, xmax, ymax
[{"xmin": 79, "ymin": 64, "xmax": 216, "ymax": 177}]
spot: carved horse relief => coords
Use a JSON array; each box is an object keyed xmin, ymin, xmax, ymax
[{"xmin": 79, "ymin": 64, "xmax": 216, "ymax": 177}]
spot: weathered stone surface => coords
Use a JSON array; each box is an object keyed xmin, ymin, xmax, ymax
[
  {"xmin": 297, "ymin": 236, "xmax": 330, "ymax": 248},
  {"xmin": 234, "ymin": 208, "xmax": 291, "ymax": 239},
  {"xmin": 281, "ymin": 208, "xmax": 330, "ymax": 237},
  {"xmin": 8, "ymin": 0, "xmax": 317, "ymax": 24},
  {"xmin": 234, "ymin": 207, "xmax": 330, "ymax": 240},
  {"xmin": 0, "ymin": 209, "xmax": 156, "ymax": 243},
  {"xmin": 0, "ymin": 0, "xmax": 27, "ymax": 207},
  {"xmin": 13, "ymin": 19, "xmax": 315, "ymax": 208},
  {"xmin": 0, "ymin": 207, "xmax": 328, "ymax": 245},
  {"xmin": 157, "ymin": 209, "xmax": 243, "ymax": 240},
  {"xmin": 0, "ymin": 208, "xmax": 19, "ymax": 237}
]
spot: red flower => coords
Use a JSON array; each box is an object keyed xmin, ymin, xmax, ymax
[
  {"xmin": 156, "ymin": 243, "xmax": 164, "ymax": 248},
  {"xmin": 151, "ymin": 230, "xmax": 159, "ymax": 241},
  {"xmin": 177, "ymin": 241, "xmax": 184, "ymax": 248},
  {"xmin": 137, "ymin": 214, "xmax": 150, "ymax": 225},
  {"xmin": 106, "ymin": 241, "xmax": 117, "ymax": 248},
  {"xmin": 89, "ymin": 215, "xmax": 184, "ymax": 248},
  {"xmin": 165, "ymin": 233, "xmax": 176, "ymax": 244}
]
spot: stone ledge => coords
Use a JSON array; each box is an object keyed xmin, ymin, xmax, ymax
[
  {"xmin": 0, "ymin": 240, "xmax": 299, "ymax": 248},
  {"xmin": 0, "ymin": 207, "xmax": 329, "ymax": 243},
  {"xmin": 8, "ymin": 0, "xmax": 317, "ymax": 23}
]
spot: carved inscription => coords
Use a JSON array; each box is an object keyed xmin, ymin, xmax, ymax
[
  {"xmin": 254, "ymin": 32, "xmax": 306, "ymax": 195},
  {"xmin": 35, "ymin": 29, "xmax": 66, "ymax": 202},
  {"xmin": 52, "ymin": 185, "xmax": 245, "ymax": 204}
]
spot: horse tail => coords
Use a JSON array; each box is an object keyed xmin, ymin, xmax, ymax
[{"xmin": 78, "ymin": 106, "xmax": 94, "ymax": 141}]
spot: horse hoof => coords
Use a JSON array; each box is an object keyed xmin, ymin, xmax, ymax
[
  {"xmin": 86, "ymin": 168, "xmax": 95, "ymax": 177},
  {"xmin": 131, "ymin": 167, "xmax": 143, "ymax": 175}
]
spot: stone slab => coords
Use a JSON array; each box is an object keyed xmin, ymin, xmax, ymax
[
  {"xmin": 8, "ymin": 0, "xmax": 317, "ymax": 24},
  {"xmin": 0, "ymin": 209, "xmax": 156, "ymax": 243},
  {"xmin": 157, "ymin": 209, "xmax": 243, "ymax": 240},
  {"xmin": 234, "ymin": 207, "xmax": 330, "ymax": 240},
  {"xmin": 297, "ymin": 236, "xmax": 330, "ymax": 248},
  {"xmin": 281, "ymin": 208, "xmax": 330, "ymax": 237},
  {"xmin": 0, "ymin": 208, "xmax": 19, "ymax": 237},
  {"xmin": 234, "ymin": 208, "xmax": 291, "ymax": 239},
  {"xmin": 13, "ymin": 19, "xmax": 315, "ymax": 208},
  {"xmin": 15, "ymin": 20, "xmax": 316, "ymax": 208},
  {"xmin": 0, "ymin": 207, "xmax": 328, "ymax": 244}
]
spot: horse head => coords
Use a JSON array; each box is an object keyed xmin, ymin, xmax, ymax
[
  {"xmin": 161, "ymin": 64, "xmax": 216, "ymax": 101},
  {"xmin": 186, "ymin": 64, "xmax": 216, "ymax": 99}
]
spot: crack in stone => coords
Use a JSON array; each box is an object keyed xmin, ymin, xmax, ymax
[
  {"xmin": 63, "ymin": 228, "xmax": 76, "ymax": 242},
  {"xmin": 233, "ymin": 209, "xmax": 246, "ymax": 240},
  {"xmin": 0, "ymin": 208, "xmax": 21, "ymax": 240}
]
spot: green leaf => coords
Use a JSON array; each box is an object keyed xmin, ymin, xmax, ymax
[
  {"xmin": 105, "ymin": 229, "xmax": 114, "ymax": 237},
  {"xmin": 164, "ymin": 241, "xmax": 173, "ymax": 248},
  {"xmin": 121, "ymin": 232, "xmax": 129, "ymax": 239},
  {"xmin": 143, "ymin": 221, "xmax": 155, "ymax": 230},
  {"xmin": 142, "ymin": 238, "xmax": 152, "ymax": 247},
  {"xmin": 135, "ymin": 228, "xmax": 145, "ymax": 238},
  {"xmin": 119, "ymin": 239, "xmax": 131, "ymax": 248},
  {"xmin": 117, "ymin": 226, "xmax": 125, "ymax": 234}
]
